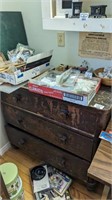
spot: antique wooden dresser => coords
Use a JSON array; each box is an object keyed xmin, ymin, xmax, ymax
[{"xmin": 1, "ymin": 85, "xmax": 111, "ymax": 185}]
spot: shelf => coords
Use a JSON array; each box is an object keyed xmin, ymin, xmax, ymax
[
  {"xmin": 41, "ymin": 0, "xmax": 112, "ymax": 33},
  {"xmin": 42, "ymin": 18, "xmax": 112, "ymax": 33}
]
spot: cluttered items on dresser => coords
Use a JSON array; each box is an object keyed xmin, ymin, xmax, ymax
[
  {"xmin": 0, "ymin": 43, "xmax": 53, "ymax": 85},
  {"xmin": 30, "ymin": 164, "xmax": 72, "ymax": 200},
  {"xmin": 28, "ymin": 66, "xmax": 101, "ymax": 106},
  {"xmin": 93, "ymin": 67, "xmax": 112, "ymax": 86},
  {"xmin": 56, "ymin": 0, "xmax": 107, "ymax": 18}
]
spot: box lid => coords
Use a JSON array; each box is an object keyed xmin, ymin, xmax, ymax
[{"xmin": 0, "ymin": 162, "xmax": 18, "ymax": 186}]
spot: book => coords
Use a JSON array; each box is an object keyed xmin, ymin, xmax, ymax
[
  {"xmin": 31, "ymin": 165, "xmax": 50, "ymax": 193},
  {"xmin": 99, "ymin": 131, "xmax": 112, "ymax": 144},
  {"xmin": 30, "ymin": 164, "xmax": 72, "ymax": 199},
  {"xmin": 48, "ymin": 167, "xmax": 72, "ymax": 197},
  {"xmin": 36, "ymin": 189, "xmax": 72, "ymax": 200}
]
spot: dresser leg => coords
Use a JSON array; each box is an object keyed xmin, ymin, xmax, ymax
[
  {"xmin": 101, "ymin": 185, "xmax": 110, "ymax": 200},
  {"xmin": 86, "ymin": 177, "xmax": 97, "ymax": 191}
]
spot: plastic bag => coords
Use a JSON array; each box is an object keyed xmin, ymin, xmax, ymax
[{"xmin": 7, "ymin": 43, "xmax": 35, "ymax": 63}]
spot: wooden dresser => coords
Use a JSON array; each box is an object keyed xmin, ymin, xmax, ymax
[{"xmin": 1, "ymin": 86, "xmax": 111, "ymax": 185}]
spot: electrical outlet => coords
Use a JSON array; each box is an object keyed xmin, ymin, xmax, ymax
[{"xmin": 57, "ymin": 32, "xmax": 65, "ymax": 47}]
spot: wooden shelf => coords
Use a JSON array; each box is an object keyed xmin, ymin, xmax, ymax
[
  {"xmin": 41, "ymin": 0, "xmax": 112, "ymax": 33},
  {"xmin": 42, "ymin": 18, "xmax": 112, "ymax": 33}
]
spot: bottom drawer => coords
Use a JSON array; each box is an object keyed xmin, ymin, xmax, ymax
[{"xmin": 6, "ymin": 124, "xmax": 90, "ymax": 182}]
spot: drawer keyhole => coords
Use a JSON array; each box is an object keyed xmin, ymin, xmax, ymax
[{"xmin": 60, "ymin": 109, "xmax": 69, "ymax": 118}]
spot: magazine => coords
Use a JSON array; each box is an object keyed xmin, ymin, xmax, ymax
[
  {"xmin": 99, "ymin": 131, "xmax": 112, "ymax": 144},
  {"xmin": 35, "ymin": 189, "xmax": 72, "ymax": 200},
  {"xmin": 30, "ymin": 164, "xmax": 72, "ymax": 199},
  {"xmin": 48, "ymin": 166, "xmax": 72, "ymax": 197},
  {"xmin": 31, "ymin": 165, "xmax": 50, "ymax": 193}
]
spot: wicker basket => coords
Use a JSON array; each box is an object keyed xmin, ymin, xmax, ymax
[{"xmin": 93, "ymin": 68, "xmax": 112, "ymax": 86}]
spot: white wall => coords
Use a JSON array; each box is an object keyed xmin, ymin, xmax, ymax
[
  {"xmin": 0, "ymin": 0, "xmax": 112, "ymax": 148},
  {"xmin": 1, "ymin": 0, "xmax": 111, "ymax": 69}
]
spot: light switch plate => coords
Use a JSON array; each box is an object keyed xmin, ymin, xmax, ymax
[{"xmin": 57, "ymin": 32, "xmax": 65, "ymax": 47}]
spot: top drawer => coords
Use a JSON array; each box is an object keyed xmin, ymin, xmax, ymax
[{"xmin": 1, "ymin": 87, "xmax": 111, "ymax": 136}]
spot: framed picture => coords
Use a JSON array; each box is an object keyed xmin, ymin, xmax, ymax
[{"xmin": 0, "ymin": 52, "xmax": 6, "ymax": 62}]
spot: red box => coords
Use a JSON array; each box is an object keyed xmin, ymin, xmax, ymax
[{"xmin": 28, "ymin": 71, "xmax": 101, "ymax": 106}]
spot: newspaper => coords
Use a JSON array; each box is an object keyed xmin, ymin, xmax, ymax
[{"xmin": 79, "ymin": 32, "xmax": 112, "ymax": 60}]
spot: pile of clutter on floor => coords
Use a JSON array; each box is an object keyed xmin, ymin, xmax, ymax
[{"xmin": 30, "ymin": 164, "xmax": 72, "ymax": 200}]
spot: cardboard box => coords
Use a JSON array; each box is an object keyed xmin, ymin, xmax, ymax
[
  {"xmin": 0, "ymin": 50, "xmax": 53, "ymax": 85},
  {"xmin": 28, "ymin": 70, "xmax": 101, "ymax": 106}
]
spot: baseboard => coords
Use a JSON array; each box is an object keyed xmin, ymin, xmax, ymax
[{"xmin": 0, "ymin": 142, "xmax": 11, "ymax": 156}]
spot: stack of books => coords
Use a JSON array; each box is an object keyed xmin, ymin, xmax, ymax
[{"xmin": 30, "ymin": 164, "xmax": 72, "ymax": 200}]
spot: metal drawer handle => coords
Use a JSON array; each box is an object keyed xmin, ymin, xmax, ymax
[
  {"xmin": 18, "ymin": 139, "xmax": 25, "ymax": 145},
  {"xmin": 18, "ymin": 119, "xmax": 23, "ymax": 124},
  {"xmin": 59, "ymin": 135, "xmax": 67, "ymax": 143},
  {"xmin": 58, "ymin": 158, "xmax": 66, "ymax": 167}
]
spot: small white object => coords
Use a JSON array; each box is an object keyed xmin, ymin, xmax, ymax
[
  {"xmin": 33, "ymin": 165, "xmax": 50, "ymax": 193},
  {"xmin": 80, "ymin": 13, "xmax": 89, "ymax": 21},
  {"xmin": 94, "ymin": 104, "xmax": 104, "ymax": 109},
  {"xmin": 85, "ymin": 71, "xmax": 93, "ymax": 79},
  {"xmin": 57, "ymin": 32, "xmax": 65, "ymax": 47}
]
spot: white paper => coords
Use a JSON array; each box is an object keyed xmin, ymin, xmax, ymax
[
  {"xmin": 0, "ymin": 81, "xmax": 27, "ymax": 93},
  {"xmin": 27, "ymin": 50, "xmax": 53, "ymax": 64},
  {"xmin": 94, "ymin": 103, "xmax": 104, "ymax": 109}
]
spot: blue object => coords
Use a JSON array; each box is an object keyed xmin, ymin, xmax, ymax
[{"xmin": 99, "ymin": 131, "xmax": 112, "ymax": 144}]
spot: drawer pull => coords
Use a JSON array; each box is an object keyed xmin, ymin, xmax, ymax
[
  {"xmin": 18, "ymin": 119, "xmax": 23, "ymax": 124},
  {"xmin": 58, "ymin": 158, "xmax": 66, "ymax": 167},
  {"xmin": 59, "ymin": 135, "xmax": 67, "ymax": 143},
  {"xmin": 16, "ymin": 94, "xmax": 22, "ymax": 102},
  {"xmin": 18, "ymin": 139, "xmax": 25, "ymax": 145},
  {"xmin": 60, "ymin": 109, "xmax": 69, "ymax": 118}
]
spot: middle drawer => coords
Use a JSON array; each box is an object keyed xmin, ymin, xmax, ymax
[{"xmin": 2, "ymin": 104, "xmax": 93, "ymax": 161}]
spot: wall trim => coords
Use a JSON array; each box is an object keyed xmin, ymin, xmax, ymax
[{"xmin": 0, "ymin": 142, "xmax": 11, "ymax": 156}]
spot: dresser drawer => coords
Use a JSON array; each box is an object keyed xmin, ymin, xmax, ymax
[
  {"xmin": 2, "ymin": 104, "xmax": 93, "ymax": 161},
  {"xmin": 6, "ymin": 124, "xmax": 90, "ymax": 182},
  {"xmin": 1, "ymin": 88, "xmax": 111, "ymax": 135}
]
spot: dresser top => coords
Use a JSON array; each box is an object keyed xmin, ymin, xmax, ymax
[
  {"xmin": 23, "ymin": 84, "xmax": 111, "ymax": 110},
  {"xmin": 88, "ymin": 119, "xmax": 112, "ymax": 186}
]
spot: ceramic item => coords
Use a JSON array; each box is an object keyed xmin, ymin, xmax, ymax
[
  {"xmin": 0, "ymin": 163, "xmax": 21, "ymax": 197},
  {"xmin": 10, "ymin": 177, "xmax": 24, "ymax": 200}
]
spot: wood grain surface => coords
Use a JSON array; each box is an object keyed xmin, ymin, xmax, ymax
[
  {"xmin": 88, "ymin": 119, "xmax": 112, "ymax": 186},
  {"xmin": 1, "ymin": 148, "xmax": 103, "ymax": 200}
]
